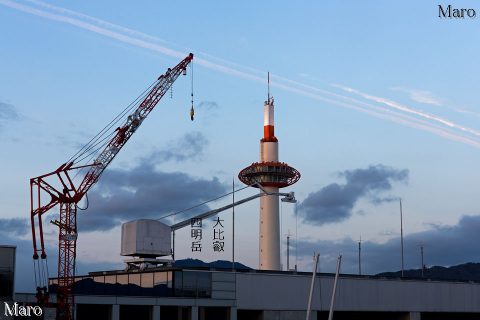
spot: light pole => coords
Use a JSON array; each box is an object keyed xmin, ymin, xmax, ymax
[{"xmin": 400, "ymin": 199, "xmax": 404, "ymax": 277}]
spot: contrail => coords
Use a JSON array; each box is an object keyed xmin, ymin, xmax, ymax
[
  {"xmin": 2, "ymin": 0, "xmax": 480, "ymax": 149},
  {"xmin": 24, "ymin": 0, "xmax": 171, "ymax": 45},
  {"xmin": 335, "ymin": 84, "xmax": 480, "ymax": 138}
]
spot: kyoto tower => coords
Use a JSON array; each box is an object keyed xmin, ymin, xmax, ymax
[{"xmin": 238, "ymin": 76, "xmax": 300, "ymax": 270}]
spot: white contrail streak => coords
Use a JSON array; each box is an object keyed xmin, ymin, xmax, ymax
[
  {"xmin": 335, "ymin": 84, "xmax": 480, "ymax": 137},
  {"xmin": 2, "ymin": 0, "xmax": 480, "ymax": 148},
  {"xmin": 24, "ymin": 0, "xmax": 171, "ymax": 45}
]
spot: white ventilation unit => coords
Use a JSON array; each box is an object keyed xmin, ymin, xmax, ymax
[{"xmin": 121, "ymin": 219, "xmax": 171, "ymax": 257}]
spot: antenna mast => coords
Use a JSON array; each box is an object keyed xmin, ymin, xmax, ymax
[
  {"xmin": 400, "ymin": 199, "xmax": 405, "ymax": 277},
  {"xmin": 267, "ymin": 72, "xmax": 270, "ymax": 103},
  {"xmin": 358, "ymin": 236, "xmax": 362, "ymax": 275}
]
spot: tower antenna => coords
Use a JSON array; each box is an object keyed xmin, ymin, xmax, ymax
[{"xmin": 267, "ymin": 72, "xmax": 270, "ymax": 103}]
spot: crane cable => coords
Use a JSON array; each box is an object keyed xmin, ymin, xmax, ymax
[
  {"xmin": 33, "ymin": 259, "xmax": 38, "ymax": 288},
  {"xmin": 70, "ymin": 80, "xmax": 155, "ymax": 163},
  {"xmin": 69, "ymin": 59, "xmax": 194, "ymax": 167},
  {"xmin": 190, "ymin": 62, "xmax": 194, "ymax": 121},
  {"xmin": 156, "ymin": 184, "xmax": 250, "ymax": 221},
  {"xmin": 76, "ymin": 193, "xmax": 89, "ymax": 211},
  {"xmin": 67, "ymin": 79, "xmax": 158, "ymax": 164}
]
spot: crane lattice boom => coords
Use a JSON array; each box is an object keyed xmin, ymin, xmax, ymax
[{"xmin": 30, "ymin": 53, "xmax": 193, "ymax": 320}]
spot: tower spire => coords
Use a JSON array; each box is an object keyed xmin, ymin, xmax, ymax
[{"xmin": 267, "ymin": 72, "xmax": 270, "ymax": 104}]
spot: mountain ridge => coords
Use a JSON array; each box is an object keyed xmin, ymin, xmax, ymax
[{"xmin": 377, "ymin": 262, "xmax": 480, "ymax": 281}]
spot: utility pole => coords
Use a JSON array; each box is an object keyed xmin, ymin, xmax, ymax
[
  {"xmin": 400, "ymin": 199, "xmax": 404, "ymax": 277},
  {"xmin": 232, "ymin": 178, "xmax": 235, "ymax": 270},
  {"xmin": 295, "ymin": 202, "xmax": 298, "ymax": 271},
  {"xmin": 286, "ymin": 231, "xmax": 293, "ymax": 271},
  {"xmin": 358, "ymin": 236, "xmax": 362, "ymax": 275},
  {"xmin": 421, "ymin": 244, "xmax": 424, "ymax": 278},
  {"xmin": 286, "ymin": 234, "xmax": 290, "ymax": 271}
]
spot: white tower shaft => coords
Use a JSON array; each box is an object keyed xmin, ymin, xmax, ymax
[
  {"xmin": 239, "ymin": 92, "xmax": 300, "ymax": 271},
  {"xmin": 259, "ymin": 100, "xmax": 281, "ymax": 270}
]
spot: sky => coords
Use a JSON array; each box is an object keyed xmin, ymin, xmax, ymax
[{"xmin": 1, "ymin": 0, "xmax": 480, "ymax": 291}]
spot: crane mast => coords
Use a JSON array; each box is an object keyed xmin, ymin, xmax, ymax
[{"xmin": 30, "ymin": 53, "xmax": 193, "ymax": 320}]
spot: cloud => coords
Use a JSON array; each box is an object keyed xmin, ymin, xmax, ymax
[
  {"xmin": 0, "ymin": 102, "xmax": 19, "ymax": 129},
  {"xmin": 391, "ymin": 87, "xmax": 444, "ymax": 106},
  {"xmin": 0, "ymin": 217, "xmax": 29, "ymax": 236},
  {"xmin": 336, "ymin": 84, "xmax": 480, "ymax": 139},
  {"xmin": 295, "ymin": 214, "xmax": 480, "ymax": 275},
  {"xmin": 4, "ymin": 0, "xmax": 480, "ymax": 151},
  {"xmin": 369, "ymin": 195, "xmax": 400, "ymax": 205},
  {"xmin": 144, "ymin": 131, "xmax": 208, "ymax": 163},
  {"xmin": 78, "ymin": 162, "xmax": 227, "ymax": 232},
  {"xmin": 298, "ymin": 165, "xmax": 408, "ymax": 225},
  {"xmin": 0, "ymin": 102, "xmax": 18, "ymax": 120},
  {"xmin": 197, "ymin": 101, "xmax": 219, "ymax": 111}
]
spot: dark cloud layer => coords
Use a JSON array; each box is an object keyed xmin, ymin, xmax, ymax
[
  {"xmin": 145, "ymin": 131, "xmax": 208, "ymax": 163},
  {"xmin": 76, "ymin": 132, "xmax": 221, "ymax": 231},
  {"xmin": 298, "ymin": 165, "xmax": 408, "ymax": 225},
  {"xmin": 0, "ymin": 217, "xmax": 29, "ymax": 236},
  {"xmin": 79, "ymin": 163, "xmax": 227, "ymax": 232},
  {"xmin": 295, "ymin": 214, "xmax": 480, "ymax": 275}
]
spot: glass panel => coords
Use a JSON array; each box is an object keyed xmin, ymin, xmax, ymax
[
  {"xmin": 196, "ymin": 272, "xmax": 211, "ymax": 298},
  {"xmin": 196, "ymin": 272, "xmax": 210, "ymax": 288},
  {"xmin": 183, "ymin": 271, "xmax": 199, "ymax": 297},
  {"xmin": 117, "ymin": 274, "xmax": 129, "ymax": 285},
  {"xmin": 105, "ymin": 275, "xmax": 117, "ymax": 284},
  {"xmin": 173, "ymin": 271, "xmax": 183, "ymax": 296},
  {"xmin": 129, "ymin": 273, "xmax": 141, "ymax": 295},
  {"xmin": 129, "ymin": 273, "xmax": 141, "ymax": 286},
  {"xmin": 104, "ymin": 275, "xmax": 117, "ymax": 295},
  {"xmin": 92, "ymin": 276, "xmax": 105, "ymax": 295},
  {"xmin": 167, "ymin": 271, "xmax": 173, "ymax": 289},
  {"xmin": 153, "ymin": 271, "xmax": 169, "ymax": 296},
  {"xmin": 154, "ymin": 271, "xmax": 168, "ymax": 286},
  {"xmin": 116, "ymin": 274, "xmax": 129, "ymax": 295},
  {"xmin": 142, "ymin": 273, "xmax": 153, "ymax": 288},
  {"xmin": 73, "ymin": 276, "xmax": 85, "ymax": 294}
]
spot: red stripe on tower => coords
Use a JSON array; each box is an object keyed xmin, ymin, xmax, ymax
[{"xmin": 262, "ymin": 98, "xmax": 277, "ymax": 142}]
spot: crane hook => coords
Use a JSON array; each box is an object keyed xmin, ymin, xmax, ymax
[{"xmin": 190, "ymin": 105, "xmax": 194, "ymax": 121}]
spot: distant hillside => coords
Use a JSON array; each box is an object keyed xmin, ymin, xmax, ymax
[
  {"xmin": 173, "ymin": 259, "xmax": 251, "ymax": 270},
  {"xmin": 377, "ymin": 262, "xmax": 480, "ymax": 281}
]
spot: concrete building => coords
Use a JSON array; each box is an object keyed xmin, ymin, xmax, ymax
[
  {"xmin": 0, "ymin": 245, "xmax": 16, "ymax": 320},
  {"xmin": 15, "ymin": 266, "xmax": 480, "ymax": 320},
  {"xmin": 0, "ymin": 245, "xmax": 16, "ymax": 302}
]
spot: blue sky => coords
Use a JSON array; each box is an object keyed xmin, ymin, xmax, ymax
[{"xmin": 1, "ymin": 0, "xmax": 480, "ymax": 291}]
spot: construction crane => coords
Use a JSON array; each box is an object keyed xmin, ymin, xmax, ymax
[{"xmin": 29, "ymin": 53, "xmax": 193, "ymax": 320}]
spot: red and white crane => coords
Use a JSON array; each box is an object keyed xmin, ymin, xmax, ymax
[{"xmin": 30, "ymin": 53, "xmax": 193, "ymax": 320}]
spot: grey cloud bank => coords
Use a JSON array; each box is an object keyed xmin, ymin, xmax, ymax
[
  {"xmin": 298, "ymin": 165, "xmax": 408, "ymax": 225},
  {"xmin": 295, "ymin": 214, "xmax": 480, "ymax": 274}
]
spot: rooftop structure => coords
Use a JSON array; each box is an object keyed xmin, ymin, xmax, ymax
[{"xmin": 14, "ymin": 266, "xmax": 480, "ymax": 320}]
